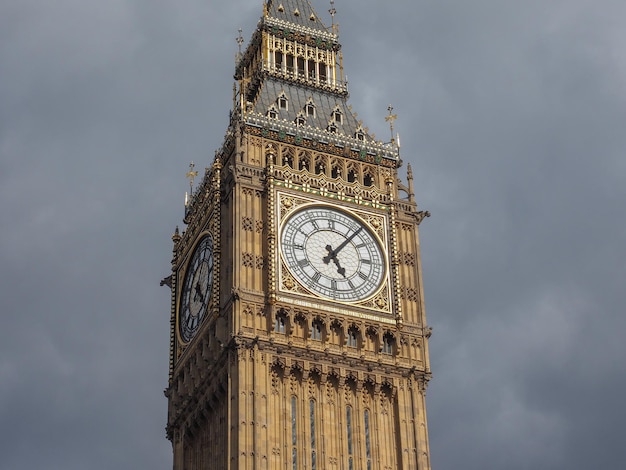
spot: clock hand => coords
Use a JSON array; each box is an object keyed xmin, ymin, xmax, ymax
[
  {"xmin": 323, "ymin": 226, "xmax": 363, "ymax": 263},
  {"xmin": 333, "ymin": 258, "xmax": 346, "ymax": 277},
  {"xmin": 194, "ymin": 282, "xmax": 204, "ymax": 303},
  {"xmin": 322, "ymin": 246, "xmax": 347, "ymax": 277}
]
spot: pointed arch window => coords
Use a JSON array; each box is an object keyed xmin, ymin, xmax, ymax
[
  {"xmin": 311, "ymin": 320, "xmax": 322, "ymax": 341},
  {"xmin": 346, "ymin": 406, "xmax": 354, "ymax": 470},
  {"xmin": 382, "ymin": 333, "xmax": 394, "ymax": 355},
  {"xmin": 282, "ymin": 150, "xmax": 294, "ymax": 168},
  {"xmin": 310, "ymin": 400, "xmax": 317, "ymax": 469},
  {"xmin": 347, "ymin": 327, "xmax": 358, "ymax": 348},
  {"xmin": 298, "ymin": 154, "xmax": 310, "ymax": 171},
  {"xmin": 292, "ymin": 396, "xmax": 298, "ymax": 469},
  {"xmin": 364, "ymin": 410, "xmax": 372, "ymax": 470},
  {"xmin": 347, "ymin": 168, "xmax": 357, "ymax": 183},
  {"xmin": 275, "ymin": 314, "xmax": 286, "ymax": 334},
  {"xmin": 314, "ymin": 158, "xmax": 326, "ymax": 176}
]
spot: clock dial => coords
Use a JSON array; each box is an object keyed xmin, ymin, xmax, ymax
[
  {"xmin": 179, "ymin": 235, "xmax": 214, "ymax": 343},
  {"xmin": 280, "ymin": 206, "xmax": 386, "ymax": 302}
]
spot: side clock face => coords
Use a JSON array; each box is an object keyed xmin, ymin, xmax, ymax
[
  {"xmin": 179, "ymin": 235, "xmax": 214, "ymax": 343},
  {"xmin": 280, "ymin": 206, "xmax": 386, "ymax": 302}
]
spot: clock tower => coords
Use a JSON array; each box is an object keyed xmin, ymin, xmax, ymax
[{"xmin": 164, "ymin": 1, "xmax": 433, "ymax": 468}]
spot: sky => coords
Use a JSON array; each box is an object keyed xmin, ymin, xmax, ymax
[{"xmin": 1, "ymin": 0, "xmax": 625, "ymax": 469}]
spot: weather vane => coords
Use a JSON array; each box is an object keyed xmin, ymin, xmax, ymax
[
  {"xmin": 186, "ymin": 161, "xmax": 198, "ymax": 195},
  {"xmin": 385, "ymin": 105, "xmax": 398, "ymax": 141}
]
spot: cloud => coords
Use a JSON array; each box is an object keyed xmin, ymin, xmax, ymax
[{"xmin": 1, "ymin": 1, "xmax": 625, "ymax": 469}]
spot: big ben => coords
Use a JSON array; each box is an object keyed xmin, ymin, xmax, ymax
[{"xmin": 164, "ymin": 1, "xmax": 433, "ymax": 468}]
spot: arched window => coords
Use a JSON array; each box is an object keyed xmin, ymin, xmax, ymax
[
  {"xmin": 311, "ymin": 320, "xmax": 322, "ymax": 341},
  {"xmin": 347, "ymin": 327, "xmax": 358, "ymax": 348},
  {"xmin": 315, "ymin": 159, "xmax": 326, "ymax": 176},
  {"xmin": 282, "ymin": 150, "xmax": 294, "ymax": 168},
  {"xmin": 310, "ymin": 400, "xmax": 317, "ymax": 470},
  {"xmin": 292, "ymin": 396, "xmax": 298, "ymax": 469},
  {"xmin": 346, "ymin": 406, "xmax": 354, "ymax": 470},
  {"xmin": 382, "ymin": 334, "xmax": 394, "ymax": 355},
  {"xmin": 331, "ymin": 163, "xmax": 342, "ymax": 179},
  {"xmin": 364, "ymin": 172, "xmax": 374, "ymax": 187},
  {"xmin": 299, "ymin": 154, "xmax": 310, "ymax": 171},
  {"xmin": 347, "ymin": 168, "xmax": 357, "ymax": 183},
  {"xmin": 364, "ymin": 410, "xmax": 372, "ymax": 470},
  {"xmin": 275, "ymin": 314, "xmax": 286, "ymax": 334}
]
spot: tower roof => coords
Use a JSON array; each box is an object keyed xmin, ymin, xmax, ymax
[{"xmin": 266, "ymin": 0, "xmax": 329, "ymax": 33}]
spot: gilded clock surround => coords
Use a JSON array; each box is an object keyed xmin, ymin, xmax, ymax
[
  {"xmin": 276, "ymin": 192, "xmax": 392, "ymax": 314},
  {"xmin": 164, "ymin": 2, "xmax": 433, "ymax": 469}
]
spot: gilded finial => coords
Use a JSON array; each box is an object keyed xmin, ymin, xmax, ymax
[
  {"xmin": 186, "ymin": 161, "xmax": 198, "ymax": 200},
  {"xmin": 385, "ymin": 105, "xmax": 398, "ymax": 142}
]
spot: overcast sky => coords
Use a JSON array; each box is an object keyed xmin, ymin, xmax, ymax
[{"xmin": 1, "ymin": 0, "xmax": 625, "ymax": 469}]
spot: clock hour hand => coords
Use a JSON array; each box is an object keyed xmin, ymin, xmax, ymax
[
  {"xmin": 323, "ymin": 245, "xmax": 347, "ymax": 277},
  {"xmin": 323, "ymin": 226, "xmax": 363, "ymax": 263}
]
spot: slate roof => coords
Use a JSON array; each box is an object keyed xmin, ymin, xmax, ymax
[
  {"xmin": 266, "ymin": 0, "xmax": 329, "ymax": 33},
  {"xmin": 251, "ymin": 77, "xmax": 372, "ymax": 142}
]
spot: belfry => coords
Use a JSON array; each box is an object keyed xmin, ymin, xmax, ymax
[{"xmin": 164, "ymin": 1, "xmax": 433, "ymax": 468}]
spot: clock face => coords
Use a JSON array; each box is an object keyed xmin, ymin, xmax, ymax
[
  {"xmin": 280, "ymin": 206, "xmax": 386, "ymax": 302},
  {"xmin": 179, "ymin": 235, "xmax": 214, "ymax": 343}
]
